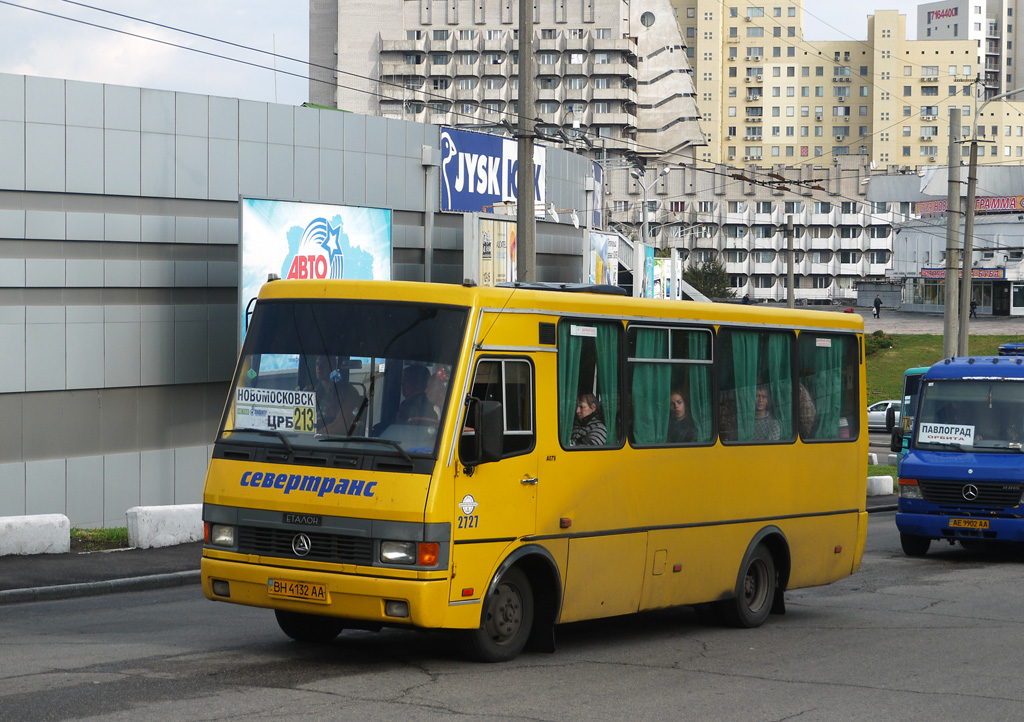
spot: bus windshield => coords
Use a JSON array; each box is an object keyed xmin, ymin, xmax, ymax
[
  {"xmin": 221, "ymin": 299, "xmax": 469, "ymax": 458},
  {"xmin": 915, "ymin": 379, "xmax": 1024, "ymax": 452}
]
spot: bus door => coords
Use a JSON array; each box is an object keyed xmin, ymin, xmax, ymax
[{"xmin": 452, "ymin": 356, "xmax": 537, "ymax": 601}]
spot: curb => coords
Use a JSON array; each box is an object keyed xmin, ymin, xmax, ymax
[
  {"xmin": 0, "ymin": 570, "xmax": 200, "ymax": 606},
  {"xmin": 867, "ymin": 504, "xmax": 897, "ymax": 513}
]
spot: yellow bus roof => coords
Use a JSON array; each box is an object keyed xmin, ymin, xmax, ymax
[{"xmin": 257, "ymin": 279, "xmax": 864, "ymax": 333}]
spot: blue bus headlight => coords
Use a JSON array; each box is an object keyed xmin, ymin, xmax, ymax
[
  {"xmin": 381, "ymin": 541, "xmax": 417, "ymax": 564},
  {"xmin": 898, "ymin": 478, "xmax": 923, "ymax": 500}
]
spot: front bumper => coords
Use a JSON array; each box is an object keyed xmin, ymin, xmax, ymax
[
  {"xmin": 201, "ymin": 555, "xmax": 473, "ymax": 629},
  {"xmin": 895, "ymin": 511, "xmax": 1024, "ymax": 542}
]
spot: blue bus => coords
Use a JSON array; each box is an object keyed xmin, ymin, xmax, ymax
[{"xmin": 896, "ymin": 356, "xmax": 1024, "ymax": 556}]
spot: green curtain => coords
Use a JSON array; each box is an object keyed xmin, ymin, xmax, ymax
[
  {"xmin": 632, "ymin": 328, "xmax": 670, "ymax": 444},
  {"xmin": 558, "ymin": 324, "xmax": 583, "ymax": 447},
  {"xmin": 732, "ymin": 331, "xmax": 759, "ymax": 441},
  {"xmin": 689, "ymin": 333, "xmax": 712, "ymax": 442},
  {"xmin": 767, "ymin": 334, "xmax": 793, "ymax": 439},
  {"xmin": 814, "ymin": 340, "xmax": 843, "ymax": 438},
  {"xmin": 595, "ymin": 324, "xmax": 620, "ymax": 443}
]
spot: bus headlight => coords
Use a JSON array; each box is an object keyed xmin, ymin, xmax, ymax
[
  {"xmin": 208, "ymin": 524, "xmax": 236, "ymax": 547},
  {"xmin": 380, "ymin": 541, "xmax": 440, "ymax": 566},
  {"xmin": 381, "ymin": 541, "xmax": 417, "ymax": 564},
  {"xmin": 898, "ymin": 478, "xmax": 923, "ymax": 500}
]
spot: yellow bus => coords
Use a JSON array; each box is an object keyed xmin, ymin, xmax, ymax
[{"xmin": 201, "ymin": 280, "xmax": 867, "ymax": 661}]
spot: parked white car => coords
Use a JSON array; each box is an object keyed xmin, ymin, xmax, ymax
[{"xmin": 867, "ymin": 400, "xmax": 900, "ymax": 431}]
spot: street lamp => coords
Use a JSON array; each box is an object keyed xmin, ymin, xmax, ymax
[{"xmin": 629, "ymin": 166, "xmax": 672, "ymax": 298}]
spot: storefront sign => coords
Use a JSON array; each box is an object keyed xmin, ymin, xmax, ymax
[{"xmin": 439, "ymin": 127, "xmax": 546, "ymax": 214}]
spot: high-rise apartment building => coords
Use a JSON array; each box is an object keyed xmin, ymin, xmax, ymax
[
  {"xmin": 309, "ymin": 0, "xmax": 704, "ymax": 162},
  {"xmin": 674, "ymin": 1, "xmax": 982, "ymax": 167},
  {"xmin": 917, "ymin": 0, "xmax": 1021, "ymax": 99}
]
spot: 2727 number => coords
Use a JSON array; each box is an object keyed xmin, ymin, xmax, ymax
[{"xmin": 457, "ymin": 515, "xmax": 479, "ymax": 529}]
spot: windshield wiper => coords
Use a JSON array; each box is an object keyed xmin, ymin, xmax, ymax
[
  {"xmin": 231, "ymin": 428, "xmax": 295, "ymax": 453},
  {"xmin": 316, "ymin": 435, "xmax": 413, "ymax": 464}
]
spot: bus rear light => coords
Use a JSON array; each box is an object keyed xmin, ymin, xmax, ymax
[
  {"xmin": 898, "ymin": 478, "xmax": 923, "ymax": 499},
  {"xmin": 462, "ymin": 588, "xmax": 474, "ymax": 597}
]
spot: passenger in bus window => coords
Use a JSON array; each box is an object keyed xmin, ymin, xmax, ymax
[
  {"xmin": 668, "ymin": 389, "xmax": 697, "ymax": 443},
  {"xmin": 753, "ymin": 385, "xmax": 781, "ymax": 441},
  {"xmin": 313, "ymin": 356, "xmax": 362, "ymax": 436},
  {"xmin": 571, "ymin": 393, "xmax": 607, "ymax": 446},
  {"xmin": 426, "ymin": 366, "xmax": 449, "ymax": 419},
  {"xmin": 396, "ymin": 364, "xmax": 438, "ymax": 424}
]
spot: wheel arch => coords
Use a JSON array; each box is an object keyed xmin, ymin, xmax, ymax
[
  {"xmin": 490, "ymin": 544, "xmax": 562, "ymax": 652},
  {"xmin": 739, "ymin": 525, "xmax": 791, "ymax": 615}
]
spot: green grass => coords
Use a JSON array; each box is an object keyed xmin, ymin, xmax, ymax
[
  {"xmin": 865, "ymin": 334, "xmax": 1024, "ymax": 403},
  {"xmin": 71, "ymin": 527, "xmax": 129, "ymax": 551}
]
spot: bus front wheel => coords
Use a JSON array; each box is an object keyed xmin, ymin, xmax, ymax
[
  {"xmin": 274, "ymin": 610, "xmax": 344, "ymax": 643},
  {"xmin": 900, "ymin": 533, "xmax": 930, "ymax": 557},
  {"xmin": 462, "ymin": 566, "xmax": 534, "ymax": 662},
  {"xmin": 723, "ymin": 545, "xmax": 776, "ymax": 628}
]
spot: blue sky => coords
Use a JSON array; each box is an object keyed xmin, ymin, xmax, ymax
[{"xmin": 0, "ymin": 1, "xmax": 911, "ymax": 106}]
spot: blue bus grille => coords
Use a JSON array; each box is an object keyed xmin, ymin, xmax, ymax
[
  {"xmin": 237, "ymin": 526, "xmax": 374, "ymax": 564},
  {"xmin": 919, "ymin": 479, "xmax": 1023, "ymax": 508}
]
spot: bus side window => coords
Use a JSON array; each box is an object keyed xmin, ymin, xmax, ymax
[
  {"xmin": 557, "ymin": 320, "xmax": 622, "ymax": 448},
  {"xmin": 797, "ymin": 333, "xmax": 859, "ymax": 441},
  {"xmin": 460, "ymin": 358, "xmax": 535, "ymax": 460},
  {"xmin": 627, "ymin": 325, "xmax": 714, "ymax": 446},
  {"xmin": 718, "ymin": 328, "xmax": 795, "ymax": 444}
]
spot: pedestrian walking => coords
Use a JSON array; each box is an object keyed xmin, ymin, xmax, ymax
[
  {"xmin": 873, "ymin": 294, "xmax": 882, "ymax": 319},
  {"xmin": 970, "ymin": 298, "xmax": 978, "ymax": 319}
]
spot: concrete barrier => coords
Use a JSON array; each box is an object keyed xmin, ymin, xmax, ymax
[
  {"xmin": 126, "ymin": 504, "xmax": 203, "ymax": 549},
  {"xmin": 0, "ymin": 514, "xmax": 71, "ymax": 555},
  {"xmin": 867, "ymin": 453, "xmax": 877, "ymax": 465},
  {"xmin": 867, "ymin": 475, "xmax": 894, "ymax": 496}
]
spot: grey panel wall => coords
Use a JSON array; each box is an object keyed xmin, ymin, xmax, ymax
[{"xmin": 0, "ymin": 72, "xmax": 592, "ymax": 527}]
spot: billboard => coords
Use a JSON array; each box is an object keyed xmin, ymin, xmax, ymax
[
  {"xmin": 239, "ymin": 198, "xmax": 392, "ymax": 345},
  {"xmin": 589, "ymin": 231, "xmax": 618, "ymax": 286},
  {"xmin": 473, "ymin": 217, "xmax": 517, "ymax": 287},
  {"xmin": 440, "ymin": 127, "xmax": 545, "ymax": 215}
]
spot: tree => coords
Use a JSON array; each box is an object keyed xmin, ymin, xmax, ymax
[{"xmin": 683, "ymin": 258, "xmax": 735, "ymax": 300}]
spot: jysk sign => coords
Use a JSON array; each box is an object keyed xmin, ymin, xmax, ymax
[{"xmin": 440, "ymin": 127, "xmax": 545, "ymax": 213}]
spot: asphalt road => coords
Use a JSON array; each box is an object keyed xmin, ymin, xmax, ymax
[{"xmin": 5, "ymin": 512, "xmax": 1024, "ymax": 721}]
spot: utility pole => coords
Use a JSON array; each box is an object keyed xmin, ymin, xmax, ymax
[
  {"xmin": 942, "ymin": 107, "xmax": 961, "ymax": 358},
  {"xmin": 786, "ymin": 215, "xmax": 795, "ymax": 308},
  {"xmin": 958, "ymin": 140, "xmax": 978, "ymax": 357},
  {"xmin": 515, "ymin": 0, "xmax": 536, "ymax": 282},
  {"xmin": 956, "ymin": 83, "xmax": 1024, "ymax": 352}
]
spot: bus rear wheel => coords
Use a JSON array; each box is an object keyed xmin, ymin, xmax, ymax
[
  {"xmin": 900, "ymin": 533, "xmax": 930, "ymax": 557},
  {"xmin": 723, "ymin": 545, "xmax": 776, "ymax": 628},
  {"xmin": 274, "ymin": 610, "xmax": 344, "ymax": 643},
  {"xmin": 462, "ymin": 566, "xmax": 534, "ymax": 662}
]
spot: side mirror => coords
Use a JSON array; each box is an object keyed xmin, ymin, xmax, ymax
[
  {"xmin": 460, "ymin": 398, "xmax": 503, "ymax": 468},
  {"xmin": 885, "ymin": 406, "xmax": 896, "ymax": 433},
  {"xmin": 890, "ymin": 427, "xmax": 902, "ymax": 453}
]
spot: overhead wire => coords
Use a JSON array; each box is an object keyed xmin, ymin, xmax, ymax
[{"xmin": 4, "ymin": 0, "xmax": 1021, "ymax": 255}]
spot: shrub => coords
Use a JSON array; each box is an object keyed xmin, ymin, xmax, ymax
[{"xmin": 865, "ymin": 329, "xmax": 895, "ymax": 356}]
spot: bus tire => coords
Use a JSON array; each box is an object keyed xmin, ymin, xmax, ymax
[
  {"xmin": 462, "ymin": 566, "xmax": 534, "ymax": 663},
  {"xmin": 900, "ymin": 533, "xmax": 930, "ymax": 557},
  {"xmin": 723, "ymin": 544, "xmax": 776, "ymax": 628},
  {"xmin": 274, "ymin": 610, "xmax": 344, "ymax": 643}
]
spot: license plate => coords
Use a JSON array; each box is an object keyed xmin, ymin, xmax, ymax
[
  {"xmin": 950, "ymin": 518, "xmax": 990, "ymax": 529},
  {"xmin": 267, "ymin": 578, "xmax": 329, "ymax": 604}
]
